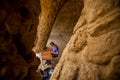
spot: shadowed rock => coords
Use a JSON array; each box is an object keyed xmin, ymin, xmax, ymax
[{"xmin": 0, "ymin": 0, "xmax": 41, "ymax": 80}]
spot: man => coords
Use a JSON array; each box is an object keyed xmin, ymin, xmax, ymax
[{"xmin": 50, "ymin": 42, "xmax": 59, "ymax": 58}]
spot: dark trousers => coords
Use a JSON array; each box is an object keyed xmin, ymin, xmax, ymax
[{"xmin": 51, "ymin": 53, "xmax": 58, "ymax": 58}]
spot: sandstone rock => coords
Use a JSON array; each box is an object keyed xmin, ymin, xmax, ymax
[
  {"xmin": 51, "ymin": 0, "xmax": 120, "ymax": 80},
  {"xmin": 0, "ymin": 0, "xmax": 41, "ymax": 80},
  {"xmin": 1, "ymin": 0, "xmax": 120, "ymax": 80},
  {"xmin": 33, "ymin": 0, "xmax": 69, "ymax": 52}
]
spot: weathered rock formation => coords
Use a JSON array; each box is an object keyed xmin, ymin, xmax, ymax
[
  {"xmin": 52, "ymin": 0, "xmax": 83, "ymax": 42},
  {"xmin": 0, "ymin": 0, "xmax": 41, "ymax": 80},
  {"xmin": 1, "ymin": 0, "xmax": 120, "ymax": 80},
  {"xmin": 51, "ymin": 0, "xmax": 120, "ymax": 80},
  {"xmin": 32, "ymin": 0, "xmax": 120, "ymax": 80},
  {"xmin": 33, "ymin": 0, "xmax": 69, "ymax": 52},
  {"xmin": 34, "ymin": 0, "xmax": 83, "ymax": 52}
]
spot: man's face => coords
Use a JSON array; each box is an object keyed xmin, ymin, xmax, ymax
[{"xmin": 50, "ymin": 44, "xmax": 54, "ymax": 47}]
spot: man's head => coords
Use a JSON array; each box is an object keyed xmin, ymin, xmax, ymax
[{"xmin": 50, "ymin": 42, "xmax": 55, "ymax": 47}]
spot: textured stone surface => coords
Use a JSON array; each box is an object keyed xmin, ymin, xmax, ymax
[
  {"xmin": 51, "ymin": 0, "xmax": 120, "ymax": 80},
  {"xmin": 33, "ymin": 0, "xmax": 69, "ymax": 52},
  {"xmin": 46, "ymin": 0, "xmax": 83, "ymax": 68},
  {"xmin": 52, "ymin": 0, "xmax": 83, "ymax": 42},
  {"xmin": 0, "ymin": 0, "xmax": 41, "ymax": 80},
  {"xmin": 33, "ymin": 0, "xmax": 83, "ymax": 53},
  {"xmin": 1, "ymin": 0, "xmax": 120, "ymax": 80}
]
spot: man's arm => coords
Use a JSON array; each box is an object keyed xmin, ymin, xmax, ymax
[{"xmin": 51, "ymin": 51, "xmax": 58, "ymax": 54}]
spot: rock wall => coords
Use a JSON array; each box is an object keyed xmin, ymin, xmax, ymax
[
  {"xmin": 52, "ymin": 0, "xmax": 83, "ymax": 42},
  {"xmin": 33, "ymin": 0, "xmax": 83, "ymax": 53},
  {"xmin": 0, "ymin": 0, "xmax": 41, "ymax": 80},
  {"xmin": 47, "ymin": 0, "xmax": 83, "ymax": 68},
  {"xmin": 1, "ymin": 0, "xmax": 119, "ymax": 80},
  {"xmin": 33, "ymin": 0, "xmax": 69, "ymax": 52},
  {"xmin": 51, "ymin": 0, "xmax": 120, "ymax": 80}
]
